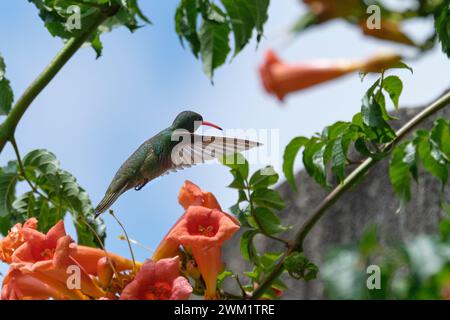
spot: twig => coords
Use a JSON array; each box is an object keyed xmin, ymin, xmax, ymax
[
  {"xmin": 233, "ymin": 275, "xmax": 249, "ymax": 299},
  {"xmin": 109, "ymin": 210, "xmax": 137, "ymax": 272},
  {"xmin": 79, "ymin": 216, "xmax": 120, "ymax": 280}
]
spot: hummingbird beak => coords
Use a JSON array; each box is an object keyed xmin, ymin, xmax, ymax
[{"xmin": 201, "ymin": 121, "xmax": 223, "ymax": 131}]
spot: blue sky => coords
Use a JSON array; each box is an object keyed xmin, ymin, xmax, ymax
[{"xmin": 1, "ymin": 1, "xmax": 450, "ymax": 275}]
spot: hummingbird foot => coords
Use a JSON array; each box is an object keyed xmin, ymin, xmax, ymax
[{"xmin": 134, "ymin": 180, "xmax": 149, "ymax": 191}]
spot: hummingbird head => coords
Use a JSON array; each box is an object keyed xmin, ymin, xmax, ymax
[{"xmin": 172, "ymin": 111, "xmax": 223, "ymax": 133}]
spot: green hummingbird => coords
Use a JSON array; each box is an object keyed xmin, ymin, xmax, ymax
[{"xmin": 95, "ymin": 110, "xmax": 261, "ymax": 217}]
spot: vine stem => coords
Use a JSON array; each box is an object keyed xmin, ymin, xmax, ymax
[
  {"xmin": 0, "ymin": 5, "xmax": 119, "ymax": 154},
  {"xmin": 251, "ymin": 90, "xmax": 450, "ymax": 299}
]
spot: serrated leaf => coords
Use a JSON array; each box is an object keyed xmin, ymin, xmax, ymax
[
  {"xmin": 29, "ymin": 0, "xmax": 150, "ymax": 57},
  {"xmin": 253, "ymin": 207, "xmax": 287, "ymax": 235},
  {"xmin": 90, "ymin": 32, "xmax": 103, "ymax": 59},
  {"xmin": 416, "ymin": 131, "xmax": 448, "ymax": 186},
  {"xmin": 199, "ymin": 17, "xmax": 231, "ymax": 79},
  {"xmin": 217, "ymin": 270, "xmax": 233, "ymax": 287},
  {"xmin": 389, "ymin": 142, "xmax": 415, "ymax": 204},
  {"xmin": 221, "ymin": 0, "xmax": 270, "ymax": 54},
  {"xmin": 382, "ymin": 75, "xmax": 403, "ymax": 110},
  {"xmin": 252, "ymin": 188, "xmax": 285, "ymax": 210},
  {"xmin": 0, "ymin": 54, "xmax": 14, "ymax": 115},
  {"xmin": 0, "ymin": 172, "xmax": 18, "ymax": 217},
  {"xmin": 249, "ymin": 166, "xmax": 278, "ymax": 189},
  {"xmin": 221, "ymin": 0, "xmax": 254, "ymax": 56},
  {"xmin": 221, "ymin": 153, "xmax": 249, "ymax": 180},
  {"xmin": 303, "ymin": 140, "xmax": 327, "ymax": 188},
  {"xmin": 331, "ymin": 133, "xmax": 352, "ymax": 183},
  {"xmin": 240, "ymin": 229, "xmax": 259, "ymax": 262},
  {"xmin": 12, "ymin": 192, "xmax": 36, "ymax": 219},
  {"xmin": 284, "ymin": 252, "xmax": 318, "ymax": 281},
  {"xmin": 282, "ymin": 136, "xmax": 308, "ymax": 191},
  {"xmin": 22, "ymin": 149, "xmax": 106, "ymax": 247},
  {"xmin": 435, "ymin": 1, "xmax": 450, "ymax": 58},
  {"xmin": 361, "ymin": 81, "xmax": 396, "ymax": 142},
  {"xmin": 431, "ymin": 118, "xmax": 450, "ymax": 161},
  {"xmin": 246, "ymin": 0, "xmax": 270, "ymax": 41},
  {"xmin": 354, "ymin": 137, "xmax": 373, "ymax": 157},
  {"xmin": 391, "ymin": 61, "xmax": 413, "ymax": 73},
  {"xmin": 175, "ymin": 0, "xmax": 201, "ymax": 57}
]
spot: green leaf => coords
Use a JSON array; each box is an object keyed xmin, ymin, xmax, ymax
[
  {"xmin": 23, "ymin": 149, "xmax": 106, "ymax": 247},
  {"xmin": 221, "ymin": 153, "xmax": 249, "ymax": 180},
  {"xmin": 221, "ymin": 0, "xmax": 270, "ymax": 55},
  {"xmin": 253, "ymin": 207, "xmax": 287, "ymax": 235},
  {"xmin": 284, "ymin": 252, "xmax": 318, "ymax": 281},
  {"xmin": 89, "ymin": 33, "xmax": 103, "ymax": 59},
  {"xmin": 227, "ymin": 172, "xmax": 246, "ymax": 189},
  {"xmin": 282, "ymin": 136, "xmax": 308, "ymax": 191},
  {"xmin": 29, "ymin": 0, "xmax": 150, "ymax": 57},
  {"xmin": 382, "ymin": 75, "xmax": 403, "ymax": 110},
  {"xmin": 391, "ymin": 61, "xmax": 413, "ymax": 74},
  {"xmin": 361, "ymin": 81, "xmax": 396, "ymax": 142},
  {"xmin": 435, "ymin": 0, "xmax": 450, "ymax": 57},
  {"xmin": 199, "ymin": 18, "xmax": 231, "ymax": 79},
  {"xmin": 416, "ymin": 130, "xmax": 448, "ymax": 185},
  {"xmin": 331, "ymin": 133, "xmax": 351, "ymax": 183},
  {"xmin": 358, "ymin": 225, "xmax": 379, "ymax": 256},
  {"xmin": 175, "ymin": 0, "xmax": 201, "ymax": 57},
  {"xmin": 221, "ymin": 0, "xmax": 255, "ymax": 56},
  {"xmin": 389, "ymin": 142, "xmax": 416, "ymax": 204},
  {"xmin": 12, "ymin": 192, "xmax": 36, "ymax": 219},
  {"xmin": 217, "ymin": 270, "xmax": 233, "ymax": 287},
  {"xmin": 249, "ymin": 166, "xmax": 279, "ymax": 189},
  {"xmin": 430, "ymin": 118, "xmax": 450, "ymax": 161},
  {"xmin": 0, "ymin": 172, "xmax": 18, "ymax": 217},
  {"xmin": 291, "ymin": 12, "xmax": 318, "ymax": 34},
  {"xmin": 240, "ymin": 229, "xmax": 259, "ymax": 262},
  {"xmin": 246, "ymin": 0, "xmax": 270, "ymax": 41},
  {"xmin": 303, "ymin": 140, "xmax": 327, "ymax": 188},
  {"xmin": 252, "ymin": 188, "xmax": 285, "ymax": 210},
  {"xmin": 354, "ymin": 137, "xmax": 374, "ymax": 158},
  {"xmin": 0, "ymin": 54, "xmax": 14, "ymax": 115}
]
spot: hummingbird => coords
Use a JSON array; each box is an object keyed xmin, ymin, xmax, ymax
[{"xmin": 94, "ymin": 110, "xmax": 261, "ymax": 217}]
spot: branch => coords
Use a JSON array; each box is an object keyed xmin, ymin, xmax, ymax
[
  {"xmin": 251, "ymin": 90, "xmax": 450, "ymax": 299},
  {"xmin": 0, "ymin": 5, "xmax": 119, "ymax": 154}
]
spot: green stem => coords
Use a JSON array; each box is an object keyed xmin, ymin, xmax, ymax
[
  {"xmin": 0, "ymin": 5, "xmax": 119, "ymax": 154},
  {"xmin": 251, "ymin": 90, "xmax": 450, "ymax": 299}
]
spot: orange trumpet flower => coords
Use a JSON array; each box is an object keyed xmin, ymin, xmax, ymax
[
  {"xmin": 154, "ymin": 206, "xmax": 239, "ymax": 299},
  {"xmin": 120, "ymin": 256, "xmax": 192, "ymax": 300},
  {"xmin": 1, "ymin": 219, "xmax": 135, "ymax": 300},
  {"xmin": 153, "ymin": 181, "xmax": 240, "ymax": 299},
  {"xmin": 259, "ymin": 49, "xmax": 401, "ymax": 101},
  {"xmin": 0, "ymin": 218, "xmax": 37, "ymax": 263}
]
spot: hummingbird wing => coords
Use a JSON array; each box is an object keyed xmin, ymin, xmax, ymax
[{"xmin": 169, "ymin": 134, "xmax": 262, "ymax": 170}]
